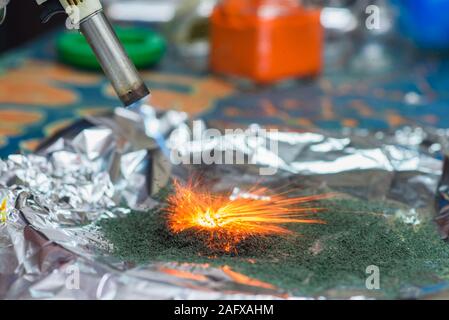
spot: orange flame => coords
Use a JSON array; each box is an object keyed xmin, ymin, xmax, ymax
[{"xmin": 166, "ymin": 180, "xmax": 332, "ymax": 253}]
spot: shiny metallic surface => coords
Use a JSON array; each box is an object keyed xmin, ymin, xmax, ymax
[
  {"xmin": 80, "ymin": 10, "xmax": 150, "ymax": 106},
  {"xmin": 1, "ymin": 104, "xmax": 449, "ymax": 299},
  {"xmin": 0, "ymin": 6, "xmax": 6, "ymax": 25}
]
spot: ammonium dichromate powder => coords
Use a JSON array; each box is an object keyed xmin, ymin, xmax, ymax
[{"xmin": 98, "ymin": 195, "xmax": 449, "ymax": 298}]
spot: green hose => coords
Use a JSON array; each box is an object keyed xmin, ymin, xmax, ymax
[{"xmin": 56, "ymin": 26, "xmax": 166, "ymax": 70}]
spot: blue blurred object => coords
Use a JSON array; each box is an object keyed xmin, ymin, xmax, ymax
[{"xmin": 394, "ymin": 0, "xmax": 449, "ymax": 49}]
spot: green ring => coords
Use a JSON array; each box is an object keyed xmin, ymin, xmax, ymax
[{"xmin": 56, "ymin": 27, "xmax": 166, "ymax": 70}]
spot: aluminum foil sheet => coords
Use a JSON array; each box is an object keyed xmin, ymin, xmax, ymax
[{"xmin": 0, "ymin": 104, "xmax": 448, "ymax": 300}]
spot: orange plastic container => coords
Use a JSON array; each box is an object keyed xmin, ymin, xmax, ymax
[{"xmin": 210, "ymin": 0, "xmax": 323, "ymax": 83}]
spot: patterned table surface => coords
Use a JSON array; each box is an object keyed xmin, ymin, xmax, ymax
[{"xmin": 1, "ymin": 30, "xmax": 449, "ymax": 157}]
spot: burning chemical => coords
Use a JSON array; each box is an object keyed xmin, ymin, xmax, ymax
[{"xmin": 166, "ymin": 181, "xmax": 332, "ymax": 253}]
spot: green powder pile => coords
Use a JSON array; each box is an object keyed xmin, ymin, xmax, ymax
[{"xmin": 97, "ymin": 196, "xmax": 449, "ymax": 298}]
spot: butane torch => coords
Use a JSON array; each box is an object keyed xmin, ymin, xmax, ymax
[{"xmin": 0, "ymin": 0, "xmax": 150, "ymax": 106}]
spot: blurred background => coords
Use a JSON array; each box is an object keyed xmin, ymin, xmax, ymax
[{"xmin": 1, "ymin": 0, "xmax": 449, "ymax": 156}]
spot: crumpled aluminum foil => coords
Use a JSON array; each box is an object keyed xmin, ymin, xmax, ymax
[{"xmin": 1, "ymin": 103, "xmax": 448, "ymax": 300}]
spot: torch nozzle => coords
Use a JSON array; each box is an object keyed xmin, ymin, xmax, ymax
[{"xmin": 79, "ymin": 10, "xmax": 149, "ymax": 106}]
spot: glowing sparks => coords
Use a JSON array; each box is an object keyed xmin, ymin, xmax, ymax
[
  {"xmin": 166, "ymin": 181, "xmax": 332, "ymax": 253},
  {"xmin": 0, "ymin": 198, "xmax": 7, "ymax": 224}
]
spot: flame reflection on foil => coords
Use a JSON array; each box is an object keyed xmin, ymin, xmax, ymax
[
  {"xmin": 0, "ymin": 197, "xmax": 7, "ymax": 224},
  {"xmin": 166, "ymin": 180, "xmax": 332, "ymax": 253}
]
